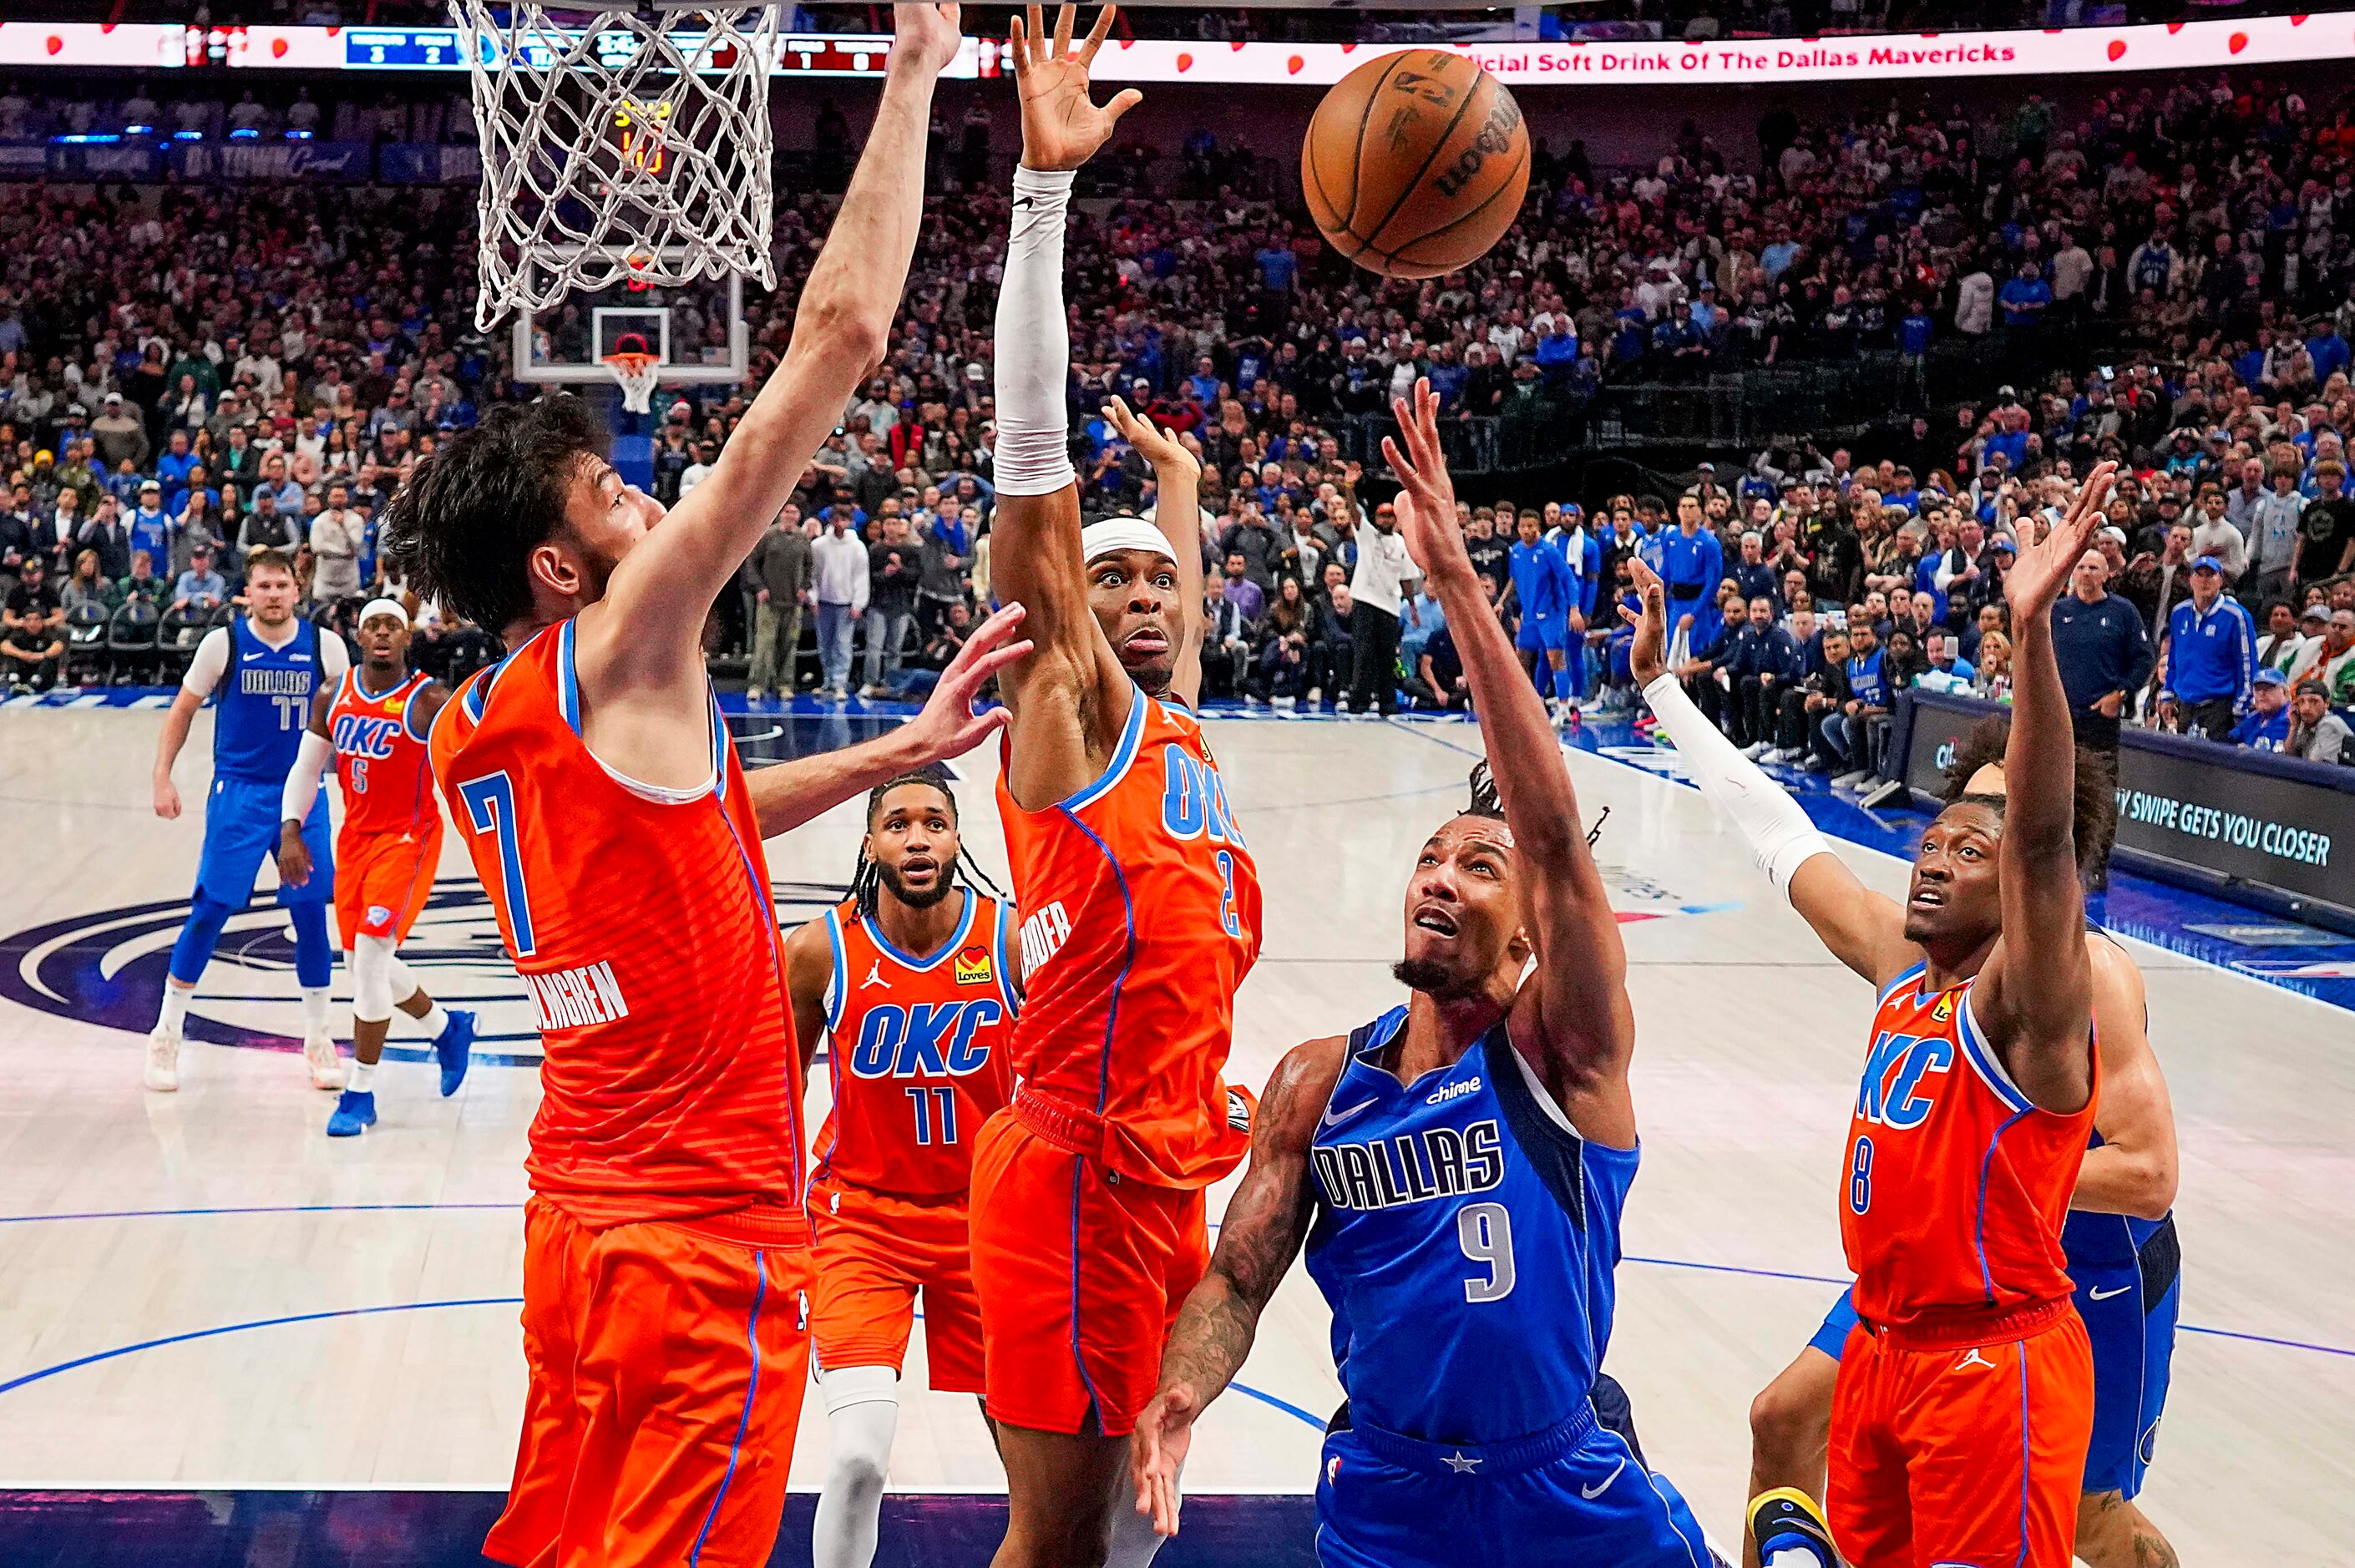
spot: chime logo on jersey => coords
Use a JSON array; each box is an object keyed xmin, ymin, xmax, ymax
[
  {"xmin": 1312, "ymin": 1120, "xmax": 1507, "ymax": 1211},
  {"xmin": 1856, "ymin": 1029, "xmax": 1955, "ymax": 1130},
  {"xmin": 332, "ymin": 713, "xmax": 403, "ymax": 760},
  {"xmin": 953, "ymin": 943, "xmax": 993, "ymax": 987},
  {"xmin": 847, "ymin": 999, "xmax": 1002, "ymax": 1079}
]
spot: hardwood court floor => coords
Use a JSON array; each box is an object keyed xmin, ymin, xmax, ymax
[{"xmin": 1, "ymin": 701, "xmax": 2348, "ymax": 1564}]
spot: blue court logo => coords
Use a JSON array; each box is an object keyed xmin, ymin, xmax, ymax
[{"xmin": 0, "ymin": 878, "xmax": 846, "ymax": 1063}]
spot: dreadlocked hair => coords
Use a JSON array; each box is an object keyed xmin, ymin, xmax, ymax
[
  {"xmin": 1937, "ymin": 715, "xmax": 2119, "ymax": 881},
  {"xmin": 1465, "ymin": 761, "xmax": 1505, "ymax": 819},
  {"xmin": 848, "ymin": 764, "xmax": 1008, "ymax": 919}
]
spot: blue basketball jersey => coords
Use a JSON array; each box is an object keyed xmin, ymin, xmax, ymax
[
  {"xmin": 2059, "ymin": 1130, "xmax": 2171, "ymax": 1267},
  {"xmin": 1304, "ymin": 1006, "xmax": 1638, "ymax": 1445},
  {"xmin": 213, "ymin": 616, "xmax": 322, "ymax": 782}
]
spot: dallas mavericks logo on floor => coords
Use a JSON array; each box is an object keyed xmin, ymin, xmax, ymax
[{"xmin": 0, "ymin": 879, "xmax": 846, "ymax": 1064}]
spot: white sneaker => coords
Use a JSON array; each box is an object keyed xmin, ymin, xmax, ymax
[
  {"xmin": 144, "ymin": 1026, "xmax": 180, "ymax": 1093},
  {"xmin": 1832, "ymin": 769, "xmax": 1874, "ymax": 790},
  {"xmin": 743, "ymin": 685, "xmax": 766, "ymax": 702},
  {"xmin": 304, "ymin": 1031, "xmax": 347, "ymax": 1090},
  {"xmin": 1274, "ymin": 695, "xmax": 1297, "ymax": 710},
  {"xmin": 1306, "ymin": 687, "xmax": 1323, "ymax": 704},
  {"xmin": 1741, "ymin": 742, "xmax": 1770, "ymax": 759}
]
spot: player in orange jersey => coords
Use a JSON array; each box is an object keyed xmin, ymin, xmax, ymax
[
  {"xmin": 276, "ymin": 599, "xmax": 476, "ymax": 1138},
  {"xmin": 782, "ymin": 766, "xmax": 1018, "ymax": 1568},
  {"xmin": 978, "ymin": 8, "xmax": 1269, "ymax": 1564},
  {"xmin": 1631, "ymin": 464, "xmax": 2124, "ymax": 1568},
  {"xmin": 381, "ymin": 13, "xmax": 1035, "ymax": 1568}
]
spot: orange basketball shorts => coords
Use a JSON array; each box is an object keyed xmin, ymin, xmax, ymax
[
  {"xmin": 483, "ymin": 1197, "xmax": 813, "ymax": 1568},
  {"xmin": 968, "ymin": 1107, "xmax": 1209, "ymax": 1437},
  {"xmin": 808, "ymin": 1177, "xmax": 984, "ymax": 1393},
  {"xmin": 1827, "ymin": 1299, "xmax": 2094, "ymax": 1568},
  {"xmin": 334, "ymin": 824, "xmax": 440, "ymax": 948}
]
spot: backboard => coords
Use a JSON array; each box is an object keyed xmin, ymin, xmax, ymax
[{"xmin": 512, "ymin": 245, "xmax": 747, "ymax": 392}]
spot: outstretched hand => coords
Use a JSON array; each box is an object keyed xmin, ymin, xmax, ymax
[
  {"xmin": 1131, "ymin": 1383, "xmax": 1198, "ymax": 1538},
  {"xmin": 1010, "ymin": 4, "xmax": 1141, "ymax": 172},
  {"xmin": 2004, "ymin": 461, "xmax": 2116, "ymax": 618},
  {"xmin": 1618, "ymin": 555, "xmax": 1669, "ymax": 686},
  {"xmin": 1102, "ymin": 395, "xmax": 1198, "ymax": 482},
  {"xmin": 898, "ymin": 602, "xmax": 1031, "ymax": 760},
  {"xmin": 889, "ymin": 3, "xmax": 964, "ymax": 80},
  {"xmin": 1380, "ymin": 377, "xmax": 1467, "ymax": 584}
]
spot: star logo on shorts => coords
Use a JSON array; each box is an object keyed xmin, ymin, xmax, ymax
[
  {"xmin": 1441, "ymin": 1450, "xmax": 1481, "ymax": 1474},
  {"xmin": 860, "ymin": 962, "xmax": 887, "ymax": 990}
]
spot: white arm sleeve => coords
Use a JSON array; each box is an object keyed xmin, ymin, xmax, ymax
[
  {"xmin": 318, "ymin": 630, "xmax": 351, "ymax": 684},
  {"xmin": 1642, "ymin": 670, "xmax": 1832, "ymax": 898},
  {"xmin": 990, "ymin": 165, "xmax": 1078, "ymax": 498},
  {"xmin": 279, "ymin": 726, "xmax": 332, "ymax": 825},
  {"xmin": 180, "ymin": 626, "xmax": 230, "ymax": 698}
]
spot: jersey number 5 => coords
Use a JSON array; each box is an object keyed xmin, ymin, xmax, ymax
[{"xmin": 457, "ymin": 771, "xmax": 536, "ymax": 957}]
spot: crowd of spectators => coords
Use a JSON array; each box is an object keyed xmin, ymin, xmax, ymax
[{"xmin": 0, "ymin": 73, "xmax": 2352, "ymax": 780}]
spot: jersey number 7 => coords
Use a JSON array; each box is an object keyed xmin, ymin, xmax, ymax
[{"xmin": 457, "ymin": 770, "xmax": 536, "ymax": 957}]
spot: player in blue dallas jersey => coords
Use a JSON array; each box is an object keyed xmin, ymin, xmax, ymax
[
  {"xmin": 1133, "ymin": 382, "xmax": 1719, "ymax": 1568},
  {"xmin": 147, "ymin": 547, "xmax": 351, "ymax": 1094}
]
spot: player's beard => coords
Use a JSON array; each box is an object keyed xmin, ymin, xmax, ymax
[
  {"xmin": 878, "ymin": 862, "xmax": 955, "ymax": 910},
  {"xmin": 1391, "ymin": 956, "xmax": 1483, "ymax": 1002}
]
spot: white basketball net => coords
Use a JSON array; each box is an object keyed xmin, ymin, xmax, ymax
[
  {"xmin": 605, "ymin": 352, "xmax": 663, "ymax": 414},
  {"xmin": 453, "ymin": 2, "xmax": 783, "ymax": 329}
]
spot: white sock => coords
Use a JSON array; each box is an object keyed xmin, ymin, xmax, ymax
[
  {"xmin": 157, "ymin": 981, "xmax": 192, "ymax": 1034},
  {"xmin": 1104, "ymin": 1454, "xmax": 1179, "ymax": 1568},
  {"xmin": 812, "ymin": 1367, "xmax": 899, "ymax": 1568},
  {"xmin": 347, "ymin": 1060, "xmax": 374, "ymax": 1093},
  {"xmin": 414, "ymin": 1000, "xmax": 450, "ymax": 1038},
  {"xmin": 301, "ymin": 985, "xmax": 332, "ymax": 1036}
]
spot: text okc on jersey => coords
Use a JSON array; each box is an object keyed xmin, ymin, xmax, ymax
[
  {"xmin": 332, "ymin": 714, "xmax": 402, "ymax": 758},
  {"xmin": 524, "ymin": 961, "xmax": 631, "ymax": 1031},
  {"xmin": 1314, "ymin": 1120, "xmax": 1506, "ymax": 1211},
  {"xmin": 1018, "ymin": 900, "xmax": 1071, "ymax": 981}
]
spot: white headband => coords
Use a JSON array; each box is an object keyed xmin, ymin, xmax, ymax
[
  {"xmin": 1081, "ymin": 516, "xmax": 1178, "ymax": 567},
  {"xmin": 357, "ymin": 598, "xmax": 409, "ymax": 629}
]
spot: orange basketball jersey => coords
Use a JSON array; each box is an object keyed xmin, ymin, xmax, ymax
[
  {"xmin": 327, "ymin": 668, "xmax": 440, "ymax": 842},
  {"xmin": 431, "ymin": 619, "xmax": 805, "ymax": 1239},
  {"xmin": 995, "ymin": 688, "xmax": 1261, "ymax": 1188},
  {"xmin": 1841, "ymin": 963, "xmax": 2097, "ymax": 1332},
  {"xmin": 815, "ymin": 887, "xmax": 1018, "ymax": 1197}
]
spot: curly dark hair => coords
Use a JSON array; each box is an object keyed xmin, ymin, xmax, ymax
[
  {"xmin": 1937, "ymin": 716, "xmax": 2119, "ymax": 879},
  {"xmin": 382, "ymin": 395, "xmax": 609, "ymax": 634}
]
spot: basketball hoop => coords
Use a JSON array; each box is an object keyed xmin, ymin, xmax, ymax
[
  {"xmin": 602, "ymin": 350, "xmax": 665, "ymax": 416},
  {"xmin": 453, "ymin": 2, "xmax": 784, "ymax": 329}
]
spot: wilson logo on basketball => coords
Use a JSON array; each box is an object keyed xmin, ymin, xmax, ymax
[
  {"xmin": 954, "ymin": 945, "xmax": 994, "ymax": 987},
  {"xmin": 1432, "ymin": 93, "xmax": 1526, "ymax": 200}
]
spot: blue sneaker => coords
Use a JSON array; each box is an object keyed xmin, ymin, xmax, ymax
[
  {"xmin": 434, "ymin": 1009, "xmax": 477, "ymax": 1097},
  {"xmin": 327, "ymin": 1090, "xmax": 377, "ymax": 1138}
]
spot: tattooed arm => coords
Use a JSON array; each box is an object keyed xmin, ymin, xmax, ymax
[{"xmin": 1131, "ymin": 1035, "xmax": 1347, "ymax": 1537}]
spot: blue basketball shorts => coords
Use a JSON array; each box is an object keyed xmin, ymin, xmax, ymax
[
  {"xmin": 1314, "ymin": 1403, "xmax": 1715, "ymax": 1568},
  {"xmin": 1516, "ymin": 613, "xmax": 1570, "ymax": 655},
  {"xmin": 196, "ymin": 776, "xmax": 333, "ymax": 908},
  {"xmin": 1809, "ymin": 1266, "xmax": 2175, "ymax": 1500}
]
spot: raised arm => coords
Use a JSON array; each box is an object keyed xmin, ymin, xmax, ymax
[
  {"xmin": 2074, "ymin": 934, "xmax": 2178, "ymax": 1219},
  {"xmin": 1133, "ymin": 1037, "xmax": 1345, "ymax": 1539},
  {"xmin": 583, "ymin": 4, "xmax": 962, "ymax": 691},
  {"xmin": 782, "ymin": 917, "xmax": 838, "ymax": 1080},
  {"xmin": 1103, "ymin": 395, "xmax": 1205, "ymax": 705},
  {"xmin": 1384, "ymin": 382, "xmax": 1633, "ymax": 1146},
  {"xmin": 1623, "ymin": 555, "xmax": 1917, "ymax": 989},
  {"xmin": 1974, "ymin": 463, "xmax": 2115, "ymax": 1115},
  {"xmin": 745, "ymin": 604, "xmax": 1030, "ymax": 837},
  {"xmin": 988, "ymin": 4, "xmax": 1145, "ymax": 808}
]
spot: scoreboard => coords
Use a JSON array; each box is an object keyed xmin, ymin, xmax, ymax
[{"xmin": 333, "ymin": 27, "xmax": 952, "ymax": 78}]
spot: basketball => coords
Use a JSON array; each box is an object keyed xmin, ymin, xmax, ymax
[{"xmin": 1302, "ymin": 51, "xmax": 1530, "ymax": 280}]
